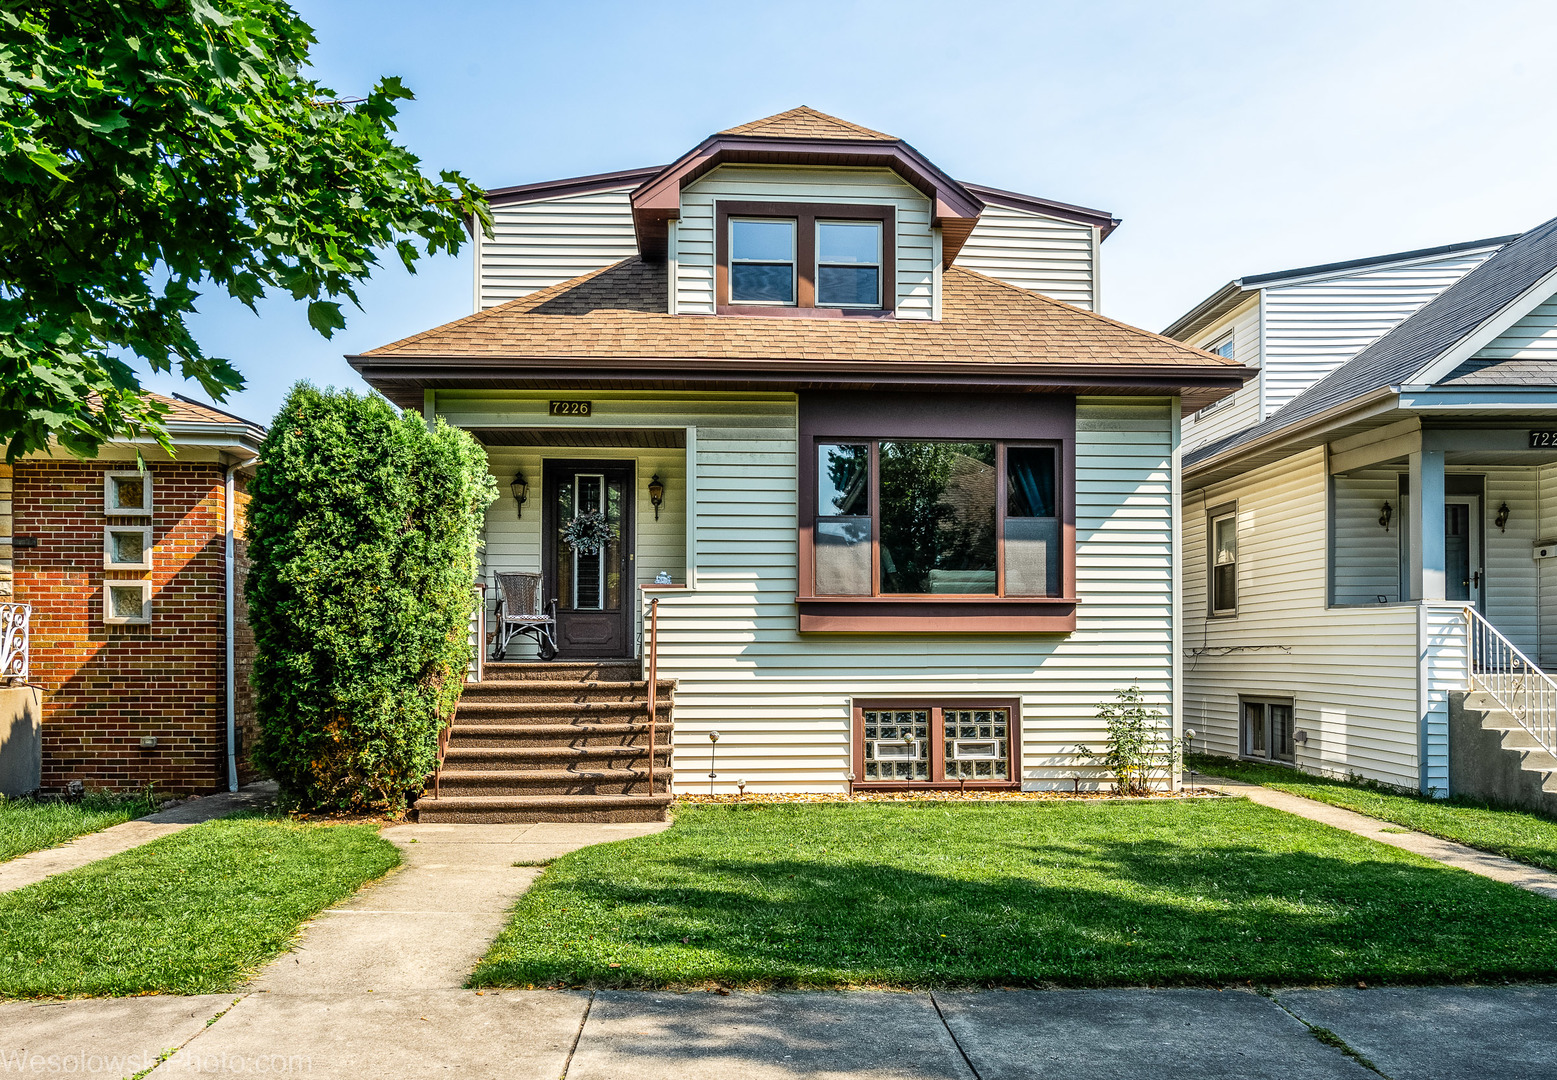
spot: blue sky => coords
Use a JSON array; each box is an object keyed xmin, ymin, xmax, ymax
[{"xmin": 145, "ymin": 0, "xmax": 1557, "ymax": 426}]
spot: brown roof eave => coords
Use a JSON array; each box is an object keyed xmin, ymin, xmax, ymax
[
  {"xmin": 347, "ymin": 354, "xmax": 1250, "ymax": 391},
  {"xmin": 631, "ymin": 135, "xmax": 984, "ymax": 262}
]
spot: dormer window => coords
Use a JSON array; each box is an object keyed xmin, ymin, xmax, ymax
[
  {"xmin": 816, "ymin": 221, "xmax": 881, "ymax": 307},
  {"xmin": 716, "ymin": 201, "xmax": 895, "ymax": 316},
  {"xmin": 729, "ymin": 219, "xmax": 797, "ymax": 304}
]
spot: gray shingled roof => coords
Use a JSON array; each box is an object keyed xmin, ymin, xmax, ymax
[{"xmin": 1186, "ymin": 214, "xmax": 1557, "ymax": 468}]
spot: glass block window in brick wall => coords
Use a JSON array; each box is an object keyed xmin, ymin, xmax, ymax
[
  {"xmin": 855, "ymin": 702, "xmax": 1015, "ymax": 786},
  {"xmin": 862, "ymin": 708, "xmax": 930, "ymax": 781},
  {"xmin": 104, "ymin": 471, "xmax": 152, "ymax": 516}
]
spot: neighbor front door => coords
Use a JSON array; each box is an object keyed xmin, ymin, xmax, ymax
[
  {"xmin": 542, "ymin": 460, "xmax": 634, "ymax": 658},
  {"xmin": 1445, "ymin": 496, "xmax": 1483, "ymax": 608}
]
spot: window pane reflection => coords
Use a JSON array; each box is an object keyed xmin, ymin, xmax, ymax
[{"xmin": 879, "ymin": 441, "xmax": 996, "ymax": 594}]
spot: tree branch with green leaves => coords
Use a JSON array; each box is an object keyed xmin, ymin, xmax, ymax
[{"xmin": 0, "ymin": 0, "xmax": 492, "ymax": 459}]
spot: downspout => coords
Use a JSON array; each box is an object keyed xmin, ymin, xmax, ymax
[{"xmin": 225, "ymin": 463, "xmax": 237, "ymax": 792}]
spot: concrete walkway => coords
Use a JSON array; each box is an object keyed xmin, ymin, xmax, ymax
[
  {"xmin": 0, "ymin": 781, "xmax": 278, "ymax": 895},
  {"xmin": 251, "ymin": 820, "xmax": 669, "ymax": 993},
  {"xmin": 6, "ymin": 985, "xmax": 1555, "ymax": 1079},
  {"xmin": 1196, "ymin": 775, "xmax": 1557, "ymax": 901}
]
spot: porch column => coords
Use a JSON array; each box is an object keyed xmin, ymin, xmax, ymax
[{"xmin": 1408, "ymin": 449, "xmax": 1445, "ymax": 600}]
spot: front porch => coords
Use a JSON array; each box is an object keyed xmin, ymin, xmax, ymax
[{"xmin": 1324, "ymin": 426, "xmax": 1557, "ymax": 805}]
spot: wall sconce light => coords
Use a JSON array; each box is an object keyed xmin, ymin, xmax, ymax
[
  {"xmin": 1379, "ymin": 501, "xmax": 1393, "ymax": 532},
  {"xmin": 1496, "ymin": 502, "xmax": 1511, "ymax": 532},
  {"xmin": 511, "ymin": 472, "xmax": 529, "ymax": 519},
  {"xmin": 648, "ymin": 474, "xmax": 665, "ymax": 521}
]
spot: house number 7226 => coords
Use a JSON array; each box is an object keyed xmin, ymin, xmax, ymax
[{"xmin": 549, "ymin": 400, "xmax": 592, "ymax": 416}]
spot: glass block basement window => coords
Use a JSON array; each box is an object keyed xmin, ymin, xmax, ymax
[
  {"xmin": 944, "ymin": 709, "xmax": 1010, "ymax": 780},
  {"xmin": 110, "ymin": 585, "xmax": 145, "ymax": 619},
  {"xmin": 863, "ymin": 709, "xmax": 929, "ymax": 780}
]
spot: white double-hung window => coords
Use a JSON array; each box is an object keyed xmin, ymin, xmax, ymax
[
  {"xmin": 1210, "ymin": 507, "xmax": 1237, "ymax": 615},
  {"xmin": 729, "ymin": 219, "xmax": 796, "ymax": 305}
]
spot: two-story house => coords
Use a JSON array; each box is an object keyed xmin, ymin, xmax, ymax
[
  {"xmin": 1168, "ymin": 217, "xmax": 1557, "ymax": 814},
  {"xmin": 350, "ymin": 107, "xmax": 1250, "ymax": 821}
]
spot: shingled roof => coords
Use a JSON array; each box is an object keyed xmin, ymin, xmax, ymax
[
  {"xmin": 362, "ymin": 258, "xmax": 1239, "ymax": 368},
  {"xmin": 350, "ymin": 258, "xmax": 1249, "ymax": 409},
  {"xmin": 719, "ymin": 106, "xmax": 896, "ymax": 141}
]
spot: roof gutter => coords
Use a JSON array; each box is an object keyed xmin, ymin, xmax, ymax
[
  {"xmin": 1161, "ymin": 281, "xmax": 1248, "ymax": 342},
  {"xmin": 1183, "ymin": 385, "xmax": 1401, "ymax": 481}
]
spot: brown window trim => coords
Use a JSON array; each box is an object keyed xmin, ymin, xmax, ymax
[
  {"xmin": 798, "ymin": 430, "xmax": 1077, "ymax": 633},
  {"xmin": 715, "ymin": 201, "xmax": 896, "ymax": 315},
  {"xmin": 850, "ymin": 697, "xmax": 1022, "ymax": 791}
]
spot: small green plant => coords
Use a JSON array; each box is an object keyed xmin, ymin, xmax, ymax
[{"xmin": 1078, "ymin": 685, "xmax": 1178, "ymax": 796}]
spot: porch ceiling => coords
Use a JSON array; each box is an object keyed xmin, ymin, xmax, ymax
[{"xmin": 467, "ymin": 427, "xmax": 686, "ymax": 449}]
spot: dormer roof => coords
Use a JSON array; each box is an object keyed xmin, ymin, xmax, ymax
[
  {"xmin": 718, "ymin": 106, "xmax": 896, "ymax": 141},
  {"xmin": 630, "ymin": 106, "xmax": 985, "ymax": 263}
]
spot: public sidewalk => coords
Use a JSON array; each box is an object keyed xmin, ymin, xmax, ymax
[
  {"xmin": 0, "ymin": 781, "xmax": 278, "ymax": 895},
  {"xmin": 4, "ymin": 985, "xmax": 1554, "ymax": 1079}
]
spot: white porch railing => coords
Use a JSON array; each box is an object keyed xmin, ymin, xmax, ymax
[
  {"xmin": 0, "ymin": 602, "xmax": 29, "ymax": 684},
  {"xmin": 1465, "ymin": 605, "xmax": 1557, "ymax": 757}
]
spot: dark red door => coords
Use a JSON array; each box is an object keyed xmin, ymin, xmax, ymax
[{"xmin": 542, "ymin": 460, "xmax": 634, "ymax": 658}]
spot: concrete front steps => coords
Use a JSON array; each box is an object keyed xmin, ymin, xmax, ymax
[
  {"xmin": 1451, "ymin": 691, "xmax": 1557, "ymax": 815},
  {"xmin": 415, "ymin": 661, "xmax": 674, "ymax": 824}
]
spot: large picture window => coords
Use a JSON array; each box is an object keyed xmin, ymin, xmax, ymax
[
  {"xmin": 854, "ymin": 700, "xmax": 1017, "ymax": 789},
  {"xmin": 810, "ymin": 440, "xmax": 1062, "ymax": 598}
]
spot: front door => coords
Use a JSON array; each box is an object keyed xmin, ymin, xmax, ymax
[
  {"xmin": 543, "ymin": 460, "xmax": 634, "ymax": 658},
  {"xmin": 1445, "ymin": 496, "xmax": 1483, "ymax": 607}
]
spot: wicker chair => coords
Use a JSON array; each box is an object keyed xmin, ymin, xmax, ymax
[{"xmin": 491, "ymin": 571, "xmax": 558, "ymax": 661}]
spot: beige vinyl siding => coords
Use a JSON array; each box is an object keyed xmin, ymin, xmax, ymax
[
  {"xmin": 477, "ymin": 187, "xmax": 639, "ymax": 309},
  {"xmin": 440, "ymin": 391, "xmax": 1175, "ymax": 792},
  {"xmin": 1182, "ymin": 296, "xmax": 1262, "ymax": 453},
  {"xmin": 1260, "ymin": 248, "xmax": 1498, "ymax": 418},
  {"xmin": 675, "ymin": 165, "xmax": 936, "ymax": 319},
  {"xmin": 1331, "ymin": 470, "xmax": 1401, "ymax": 605},
  {"xmin": 1183, "ymin": 448, "xmax": 1422, "ymax": 788},
  {"xmin": 954, "ymin": 205, "xmax": 1095, "ymax": 309},
  {"xmin": 1473, "ymin": 296, "xmax": 1557, "ymax": 362}
]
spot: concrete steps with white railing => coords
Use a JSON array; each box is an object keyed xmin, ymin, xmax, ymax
[
  {"xmin": 415, "ymin": 662, "xmax": 674, "ymax": 823},
  {"xmin": 1451, "ymin": 691, "xmax": 1557, "ymax": 812}
]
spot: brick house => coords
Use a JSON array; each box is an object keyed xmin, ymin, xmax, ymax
[{"xmin": 0, "ymin": 394, "xmax": 265, "ymax": 794}]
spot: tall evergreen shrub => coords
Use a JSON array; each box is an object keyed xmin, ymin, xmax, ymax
[{"xmin": 246, "ymin": 385, "xmax": 496, "ymax": 810}]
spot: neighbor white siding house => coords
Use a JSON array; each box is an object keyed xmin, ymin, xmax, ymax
[{"xmin": 1170, "ymin": 214, "xmax": 1557, "ymax": 810}]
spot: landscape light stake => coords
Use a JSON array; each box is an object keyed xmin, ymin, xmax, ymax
[{"xmin": 708, "ymin": 730, "xmax": 720, "ymax": 795}]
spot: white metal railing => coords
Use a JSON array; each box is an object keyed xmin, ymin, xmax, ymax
[
  {"xmin": 1465, "ymin": 606, "xmax": 1557, "ymax": 756},
  {"xmin": 0, "ymin": 602, "xmax": 29, "ymax": 684}
]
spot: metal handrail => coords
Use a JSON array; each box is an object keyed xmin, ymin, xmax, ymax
[
  {"xmin": 1465, "ymin": 605, "xmax": 1557, "ymax": 757},
  {"xmin": 0, "ymin": 602, "xmax": 30, "ymax": 684},
  {"xmin": 646, "ymin": 595, "xmax": 660, "ymax": 799}
]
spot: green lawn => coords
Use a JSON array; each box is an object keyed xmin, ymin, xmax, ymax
[
  {"xmin": 471, "ymin": 799, "xmax": 1557, "ymax": 991},
  {"xmin": 0, "ymin": 789, "xmax": 158, "ymax": 864},
  {"xmin": 1189, "ymin": 753, "xmax": 1557, "ymax": 873},
  {"xmin": 0, "ymin": 816, "xmax": 399, "ymax": 997}
]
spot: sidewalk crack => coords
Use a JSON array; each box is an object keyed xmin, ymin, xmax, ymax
[
  {"xmin": 559, "ymin": 989, "xmax": 595, "ymax": 1080},
  {"xmin": 1263, "ymin": 990, "xmax": 1395, "ymax": 1079},
  {"xmin": 929, "ymin": 992, "xmax": 983, "ymax": 1080}
]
